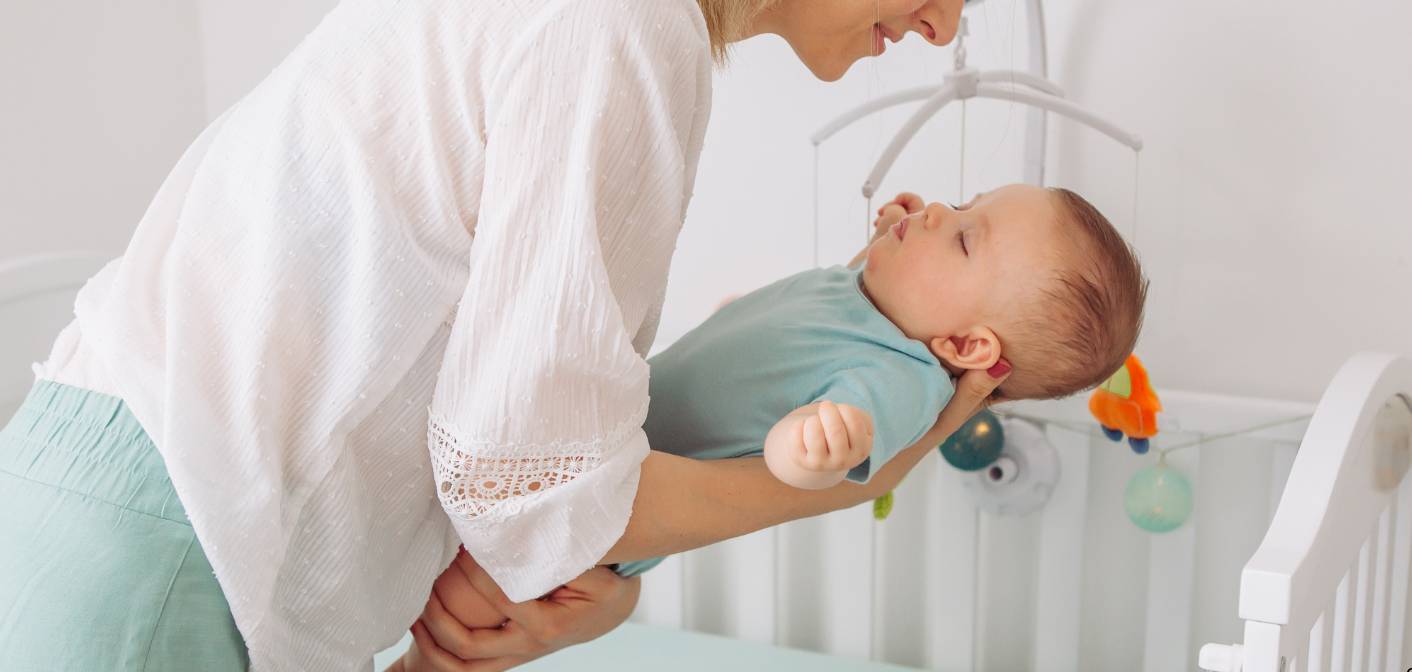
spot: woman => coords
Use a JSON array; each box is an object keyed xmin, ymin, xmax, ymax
[{"xmin": 0, "ymin": 0, "xmax": 1004, "ymax": 670}]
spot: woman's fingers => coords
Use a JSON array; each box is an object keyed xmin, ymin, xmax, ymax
[
  {"xmin": 433, "ymin": 558, "xmax": 506, "ymax": 630},
  {"xmin": 408, "ymin": 620, "xmax": 472, "ymax": 671},
  {"xmin": 408, "ymin": 619, "xmax": 528, "ymax": 672},
  {"xmin": 932, "ymin": 359, "xmax": 1012, "ymax": 439},
  {"xmin": 419, "ymin": 591, "xmax": 482, "ymax": 659},
  {"xmin": 455, "ymin": 551, "xmax": 567, "ymax": 647},
  {"xmin": 442, "ymin": 620, "xmax": 540, "ymax": 660}
]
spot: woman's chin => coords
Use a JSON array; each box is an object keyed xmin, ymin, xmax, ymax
[{"xmin": 801, "ymin": 53, "xmax": 863, "ymax": 82}]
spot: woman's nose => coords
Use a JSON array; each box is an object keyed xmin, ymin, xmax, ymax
[{"xmin": 910, "ymin": 0, "xmax": 964, "ymax": 46}]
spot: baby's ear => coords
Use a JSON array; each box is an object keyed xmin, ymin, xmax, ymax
[{"xmin": 929, "ymin": 328, "xmax": 1001, "ymax": 371}]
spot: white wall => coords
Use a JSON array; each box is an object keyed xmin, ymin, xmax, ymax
[
  {"xmin": 0, "ymin": 0, "xmax": 206, "ymax": 258},
  {"xmin": 1042, "ymin": 0, "xmax": 1412, "ymax": 403},
  {"xmin": 194, "ymin": 1, "xmax": 338, "ymax": 116}
]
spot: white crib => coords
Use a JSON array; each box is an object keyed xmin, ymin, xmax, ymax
[
  {"xmin": 0, "ymin": 252, "xmax": 112, "ymax": 417},
  {"xmin": 1199, "ymin": 354, "xmax": 1412, "ymax": 672},
  {"xmin": 632, "ymin": 353, "xmax": 1412, "ymax": 672}
]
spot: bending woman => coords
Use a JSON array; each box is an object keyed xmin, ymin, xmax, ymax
[{"xmin": 0, "ymin": 1, "xmax": 1004, "ymax": 670}]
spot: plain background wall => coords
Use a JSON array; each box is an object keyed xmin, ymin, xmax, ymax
[{"xmin": 1, "ymin": 0, "xmax": 205, "ymax": 257}]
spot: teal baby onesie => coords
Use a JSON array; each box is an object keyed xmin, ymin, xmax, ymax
[{"xmin": 617, "ymin": 265, "xmax": 953, "ymax": 576}]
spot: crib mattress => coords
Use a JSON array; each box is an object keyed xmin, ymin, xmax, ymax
[{"xmin": 375, "ymin": 623, "xmax": 917, "ymax": 671}]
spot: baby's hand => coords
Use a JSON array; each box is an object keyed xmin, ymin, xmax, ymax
[
  {"xmin": 798, "ymin": 400, "xmax": 874, "ymax": 472},
  {"xmin": 764, "ymin": 401, "xmax": 875, "ymax": 489}
]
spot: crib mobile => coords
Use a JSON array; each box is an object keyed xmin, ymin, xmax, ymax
[{"xmin": 806, "ymin": 4, "xmax": 1222, "ymax": 534}]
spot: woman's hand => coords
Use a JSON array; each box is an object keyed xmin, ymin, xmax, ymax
[{"xmin": 397, "ymin": 549, "xmax": 640, "ymax": 672}]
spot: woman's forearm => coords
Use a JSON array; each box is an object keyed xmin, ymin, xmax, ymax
[{"xmin": 599, "ymin": 424, "xmax": 942, "ymax": 565}]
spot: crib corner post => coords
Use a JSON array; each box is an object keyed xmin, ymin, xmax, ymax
[{"xmin": 1241, "ymin": 620, "xmax": 1289, "ymax": 672}]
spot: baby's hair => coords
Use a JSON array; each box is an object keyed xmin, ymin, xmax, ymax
[{"xmin": 997, "ymin": 188, "xmax": 1149, "ymax": 400}]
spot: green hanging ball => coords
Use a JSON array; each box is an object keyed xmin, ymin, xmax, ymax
[
  {"xmin": 939, "ymin": 409, "xmax": 1005, "ymax": 471},
  {"xmin": 873, "ymin": 490, "xmax": 895, "ymax": 520},
  {"xmin": 1125, "ymin": 463, "xmax": 1193, "ymax": 533}
]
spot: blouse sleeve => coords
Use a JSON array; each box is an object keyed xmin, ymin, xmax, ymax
[{"xmin": 427, "ymin": 2, "xmax": 709, "ymax": 601}]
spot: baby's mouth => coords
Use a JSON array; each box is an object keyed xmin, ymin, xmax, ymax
[{"xmin": 892, "ymin": 219, "xmax": 908, "ymax": 241}]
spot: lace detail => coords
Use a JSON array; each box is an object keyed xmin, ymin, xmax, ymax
[{"xmin": 427, "ymin": 401, "xmax": 648, "ymax": 520}]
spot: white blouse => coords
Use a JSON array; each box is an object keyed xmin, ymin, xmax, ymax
[{"xmin": 36, "ymin": 0, "xmax": 712, "ymax": 669}]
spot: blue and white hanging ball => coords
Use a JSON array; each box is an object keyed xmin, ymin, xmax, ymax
[{"xmin": 1124, "ymin": 463, "xmax": 1193, "ymax": 533}]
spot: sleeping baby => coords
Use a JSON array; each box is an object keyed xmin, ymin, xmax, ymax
[
  {"xmin": 423, "ymin": 184, "xmax": 1148, "ymax": 631},
  {"xmin": 617, "ymin": 183, "xmax": 1148, "ymax": 575}
]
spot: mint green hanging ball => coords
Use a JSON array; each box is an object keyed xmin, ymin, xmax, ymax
[
  {"xmin": 939, "ymin": 409, "xmax": 1005, "ymax": 471},
  {"xmin": 1125, "ymin": 464, "xmax": 1193, "ymax": 533}
]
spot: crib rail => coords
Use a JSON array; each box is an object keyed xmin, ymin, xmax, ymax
[{"xmin": 1200, "ymin": 353, "xmax": 1412, "ymax": 672}]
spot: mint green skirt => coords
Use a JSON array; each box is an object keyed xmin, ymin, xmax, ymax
[{"xmin": 0, "ymin": 379, "xmax": 249, "ymax": 671}]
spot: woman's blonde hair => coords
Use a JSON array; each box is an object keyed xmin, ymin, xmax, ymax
[{"xmin": 697, "ymin": 0, "xmax": 777, "ymax": 62}]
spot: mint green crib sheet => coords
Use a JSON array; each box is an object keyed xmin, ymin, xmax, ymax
[{"xmin": 374, "ymin": 623, "xmax": 919, "ymax": 671}]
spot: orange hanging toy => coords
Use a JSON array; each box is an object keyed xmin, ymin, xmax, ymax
[{"xmin": 1089, "ymin": 354, "xmax": 1162, "ymax": 454}]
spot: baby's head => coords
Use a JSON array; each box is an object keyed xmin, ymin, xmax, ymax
[{"xmin": 861, "ymin": 184, "xmax": 1147, "ymax": 401}]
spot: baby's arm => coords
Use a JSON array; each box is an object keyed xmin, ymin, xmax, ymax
[{"xmin": 763, "ymin": 400, "xmax": 874, "ymax": 489}]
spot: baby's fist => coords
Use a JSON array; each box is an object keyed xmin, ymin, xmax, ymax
[{"xmin": 799, "ymin": 401, "xmax": 874, "ymax": 472}]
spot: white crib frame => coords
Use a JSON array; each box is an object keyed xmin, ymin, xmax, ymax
[
  {"xmin": 0, "ymin": 251, "xmax": 112, "ymax": 413},
  {"xmin": 1200, "ymin": 353, "xmax": 1412, "ymax": 672}
]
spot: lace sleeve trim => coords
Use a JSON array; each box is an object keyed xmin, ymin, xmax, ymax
[{"xmin": 426, "ymin": 399, "xmax": 650, "ymax": 520}]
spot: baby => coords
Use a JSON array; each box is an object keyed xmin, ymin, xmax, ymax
[
  {"xmin": 416, "ymin": 184, "xmax": 1146, "ymax": 634},
  {"xmin": 615, "ymin": 183, "xmax": 1147, "ymax": 575}
]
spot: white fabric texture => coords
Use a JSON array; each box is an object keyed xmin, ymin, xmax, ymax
[{"xmin": 38, "ymin": 0, "xmax": 712, "ymax": 669}]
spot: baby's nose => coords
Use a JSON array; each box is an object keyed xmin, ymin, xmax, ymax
[{"xmin": 921, "ymin": 202, "xmax": 951, "ymax": 229}]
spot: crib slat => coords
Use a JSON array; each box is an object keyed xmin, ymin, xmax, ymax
[
  {"xmin": 1330, "ymin": 569, "xmax": 1353, "ymax": 672},
  {"xmin": 1031, "ymin": 425, "xmax": 1091, "ymax": 672},
  {"xmin": 927, "ymin": 456, "xmax": 977, "ymax": 671},
  {"xmin": 1143, "ymin": 448, "xmax": 1199, "ymax": 672},
  {"xmin": 868, "ymin": 515, "xmax": 878, "ymax": 661},
  {"xmin": 682, "ymin": 528, "xmax": 778, "ymax": 643},
  {"xmin": 1307, "ymin": 611, "xmax": 1328, "ymax": 672},
  {"xmin": 871, "ymin": 455, "xmax": 935, "ymax": 666},
  {"xmin": 1350, "ymin": 537, "xmax": 1373, "ymax": 671},
  {"xmin": 1367, "ymin": 507, "xmax": 1392, "ymax": 672},
  {"xmin": 830, "ymin": 505, "xmax": 875, "ymax": 657},
  {"xmin": 1387, "ymin": 476, "xmax": 1412, "ymax": 671},
  {"xmin": 631, "ymin": 553, "xmax": 686, "ymax": 628},
  {"xmin": 772, "ymin": 526, "xmax": 783, "ymax": 645}
]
